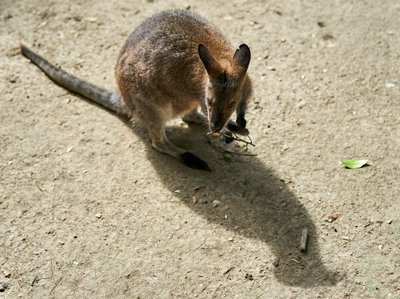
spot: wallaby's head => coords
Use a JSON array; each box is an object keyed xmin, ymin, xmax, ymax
[{"xmin": 198, "ymin": 44, "xmax": 251, "ymax": 133}]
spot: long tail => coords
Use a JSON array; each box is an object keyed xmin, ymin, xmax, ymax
[{"xmin": 20, "ymin": 43, "xmax": 125, "ymax": 114}]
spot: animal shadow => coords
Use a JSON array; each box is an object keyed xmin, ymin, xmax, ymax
[{"xmin": 134, "ymin": 124, "xmax": 339, "ymax": 287}]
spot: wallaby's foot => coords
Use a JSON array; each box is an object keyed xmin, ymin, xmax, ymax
[
  {"xmin": 180, "ymin": 152, "xmax": 211, "ymax": 171},
  {"xmin": 151, "ymin": 133, "xmax": 211, "ymax": 171},
  {"xmin": 182, "ymin": 111, "xmax": 207, "ymax": 126}
]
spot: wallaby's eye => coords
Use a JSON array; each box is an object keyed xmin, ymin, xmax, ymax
[{"xmin": 219, "ymin": 73, "xmax": 228, "ymax": 84}]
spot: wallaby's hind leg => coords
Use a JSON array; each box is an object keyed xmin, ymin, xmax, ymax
[
  {"xmin": 150, "ymin": 127, "xmax": 211, "ymax": 171},
  {"xmin": 133, "ymin": 102, "xmax": 211, "ymax": 171}
]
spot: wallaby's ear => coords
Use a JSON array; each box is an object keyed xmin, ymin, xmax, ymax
[
  {"xmin": 198, "ymin": 44, "xmax": 221, "ymax": 77},
  {"xmin": 233, "ymin": 44, "xmax": 251, "ymax": 71}
]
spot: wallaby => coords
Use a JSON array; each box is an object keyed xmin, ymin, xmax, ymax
[{"xmin": 20, "ymin": 9, "xmax": 252, "ymax": 171}]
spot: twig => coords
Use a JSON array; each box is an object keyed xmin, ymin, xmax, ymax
[
  {"xmin": 205, "ymin": 129, "xmax": 257, "ymax": 157},
  {"xmin": 206, "ymin": 129, "xmax": 256, "ymax": 157},
  {"xmin": 31, "ymin": 276, "xmax": 39, "ymax": 286},
  {"xmin": 215, "ymin": 146, "xmax": 257, "ymax": 157},
  {"xmin": 223, "ymin": 266, "xmax": 235, "ymax": 275},
  {"xmin": 299, "ymin": 228, "xmax": 308, "ymax": 252},
  {"xmin": 291, "ymin": 259, "xmax": 301, "ymax": 264},
  {"xmin": 35, "ymin": 181, "xmax": 44, "ymax": 192},
  {"xmin": 206, "ymin": 131, "xmax": 255, "ymax": 147},
  {"xmin": 50, "ymin": 277, "xmax": 63, "ymax": 295},
  {"xmin": 231, "ymin": 132, "xmax": 255, "ymax": 147}
]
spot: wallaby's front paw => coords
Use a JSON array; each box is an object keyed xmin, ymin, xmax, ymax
[
  {"xmin": 180, "ymin": 152, "xmax": 211, "ymax": 171},
  {"xmin": 226, "ymin": 120, "xmax": 240, "ymax": 132},
  {"xmin": 227, "ymin": 118, "xmax": 247, "ymax": 132},
  {"xmin": 236, "ymin": 117, "xmax": 247, "ymax": 130},
  {"xmin": 226, "ymin": 119, "xmax": 249, "ymax": 137}
]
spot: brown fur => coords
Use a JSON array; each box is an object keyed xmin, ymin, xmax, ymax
[{"xmin": 20, "ymin": 9, "xmax": 252, "ymax": 170}]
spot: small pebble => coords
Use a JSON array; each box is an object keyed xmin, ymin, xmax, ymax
[
  {"xmin": 86, "ymin": 17, "xmax": 97, "ymax": 22},
  {"xmin": 385, "ymin": 82, "xmax": 396, "ymax": 88},
  {"xmin": 95, "ymin": 213, "xmax": 102, "ymax": 219},
  {"xmin": 8, "ymin": 76, "xmax": 17, "ymax": 83},
  {"xmin": 3, "ymin": 271, "xmax": 11, "ymax": 278},
  {"xmin": 273, "ymin": 259, "xmax": 280, "ymax": 267},
  {"xmin": 223, "ymin": 153, "xmax": 232, "ymax": 162},
  {"xmin": 326, "ymin": 212, "xmax": 340, "ymax": 223},
  {"xmin": 322, "ymin": 33, "xmax": 333, "ymax": 40},
  {"xmin": 199, "ymin": 197, "xmax": 208, "ymax": 204},
  {"xmin": 245, "ymin": 273, "xmax": 254, "ymax": 280},
  {"xmin": 297, "ymin": 100, "xmax": 306, "ymax": 109},
  {"xmin": 212, "ymin": 200, "xmax": 221, "ymax": 207}
]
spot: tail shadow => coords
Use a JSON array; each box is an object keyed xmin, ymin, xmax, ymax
[{"xmin": 127, "ymin": 122, "xmax": 339, "ymax": 287}]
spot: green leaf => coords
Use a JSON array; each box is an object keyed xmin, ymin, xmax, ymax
[{"xmin": 342, "ymin": 159, "xmax": 369, "ymax": 169}]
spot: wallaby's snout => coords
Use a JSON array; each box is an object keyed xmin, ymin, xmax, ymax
[
  {"xmin": 210, "ymin": 119, "xmax": 224, "ymax": 133},
  {"xmin": 208, "ymin": 99, "xmax": 233, "ymax": 132}
]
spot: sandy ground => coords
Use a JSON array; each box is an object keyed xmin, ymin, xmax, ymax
[{"xmin": 1, "ymin": 0, "xmax": 399, "ymax": 298}]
